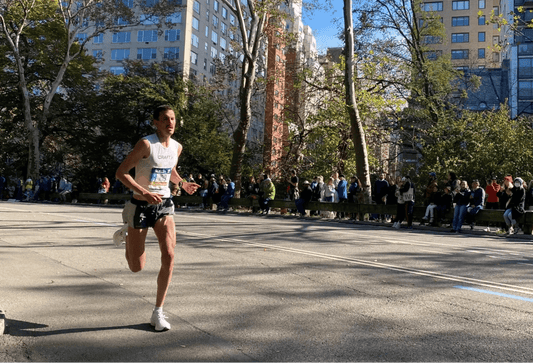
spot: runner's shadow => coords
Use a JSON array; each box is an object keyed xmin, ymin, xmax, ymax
[{"xmin": 6, "ymin": 319, "xmax": 154, "ymax": 336}]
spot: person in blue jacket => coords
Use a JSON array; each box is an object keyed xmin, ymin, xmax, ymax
[
  {"xmin": 336, "ymin": 174, "xmax": 348, "ymax": 219},
  {"xmin": 218, "ymin": 177, "xmax": 235, "ymax": 211}
]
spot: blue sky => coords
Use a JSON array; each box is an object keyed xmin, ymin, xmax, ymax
[{"xmin": 302, "ymin": 1, "xmax": 344, "ymax": 54}]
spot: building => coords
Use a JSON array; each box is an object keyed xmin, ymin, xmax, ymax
[
  {"xmin": 501, "ymin": 0, "xmax": 533, "ymax": 117},
  {"xmin": 420, "ymin": 0, "xmax": 502, "ymax": 68}
]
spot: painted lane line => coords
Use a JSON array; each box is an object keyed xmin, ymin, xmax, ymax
[
  {"xmin": 454, "ymin": 285, "xmax": 533, "ymax": 302},
  {"xmin": 178, "ymin": 230, "xmax": 533, "ymax": 297}
]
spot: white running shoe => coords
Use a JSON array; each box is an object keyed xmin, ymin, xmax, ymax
[
  {"xmin": 151, "ymin": 309, "xmax": 171, "ymax": 331},
  {"xmin": 508, "ymin": 226, "xmax": 514, "ymax": 235},
  {"xmin": 393, "ymin": 222, "xmax": 400, "ymax": 229},
  {"xmin": 113, "ymin": 224, "xmax": 128, "ymax": 247}
]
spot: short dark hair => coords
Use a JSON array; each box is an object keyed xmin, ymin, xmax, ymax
[{"xmin": 153, "ymin": 105, "xmax": 174, "ymax": 121}]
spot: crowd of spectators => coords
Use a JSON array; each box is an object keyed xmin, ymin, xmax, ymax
[{"xmin": 2, "ymin": 168, "xmax": 532, "ymax": 234}]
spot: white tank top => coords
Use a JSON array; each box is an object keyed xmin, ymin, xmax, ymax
[{"xmin": 134, "ymin": 134, "xmax": 180, "ymax": 199}]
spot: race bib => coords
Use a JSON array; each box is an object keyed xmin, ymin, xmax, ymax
[{"xmin": 149, "ymin": 168, "xmax": 171, "ymax": 188}]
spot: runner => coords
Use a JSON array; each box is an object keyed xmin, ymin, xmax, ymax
[{"xmin": 114, "ymin": 105, "xmax": 198, "ymax": 331}]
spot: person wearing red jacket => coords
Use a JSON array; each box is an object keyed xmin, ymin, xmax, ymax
[{"xmin": 485, "ymin": 176, "xmax": 500, "ymax": 210}]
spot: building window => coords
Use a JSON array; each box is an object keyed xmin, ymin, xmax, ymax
[
  {"xmin": 211, "ymin": 31, "xmax": 218, "ymax": 44},
  {"xmin": 164, "ymin": 47, "xmax": 179, "ymax": 59},
  {"xmin": 493, "ymin": 35, "xmax": 499, "ymax": 45},
  {"xmin": 192, "ymin": 17, "xmax": 199, "ymax": 30},
  {"xmin": 210, "ymin": 62, "xmax": 216, "ymax": 75},
  {"xmin": 493, "ymin": 6, "xmax": 499, "ymax": 16},
  {"xmin": 220, "ymin": 37, "xmax": 226, "ymax": 50},
  {"xmin": 191, "ymin": 51, "xmax": 198, "ymax": 65},
  {"xmin": 212, "ymin": 15, "xmax": 219, "ymax": 28},
  {"xmin": 492, "ymin": 52, "xmax": 500, "ymax": 62},
  {"xmin": 422, "ymin": 35, "xmax": 442, "ymax": 44},
  {"xmin": 519, "ymin": 81, "xmax": 533, "ymax": 99},
  {"xmin": 478, "ymin": 48, "xmax": 485, "ymax": 58},
  {"xmin": 421, "ymin": 2, "xmax": 443, "ymax": 11},
  {"xmin": 221, "ymin": 22, "xmax": 227, "ymax": 35},
  {"xmin": 137, "ymin": 30, "xmax": 157, "ymax": 42},
  {"xmin": 110, "ymin": 66, "xmax": 126, "ymax": 75},
  {"xmin": 230, "ymin": 14, "xmax": 235, "ymax": 25},
  {"xmin": 93, "ymin": 33, "xmax": 104, "ymax": 44},
  {"xmin": 113, "ymin": 31, "xmax": 131, "ymax": 43},
  {"xmin": 451, "ymin": 49, "xmax": 469, "ymax": 59},
  {"xmin": 211, "ymin": 46, "xmax": 217, "ymax": 58},
  {"xmin": 478, "ymin": 0, "xmax": 485, "ymax": 8},
  {"xmin": 452, "ymin": 33, "xmax": 469, "ymax": 42},
  {"xmin": 92, "ymin": 49, "xmax": 103, "ymax": 60},
  {"xmin": 137, "ymin": 48, "xmax": 157, "ymax": 60},
  {"xmin": 205, "ymin": 25, "xmax": 209, "ymax": 37},
  {"xmin": 214, "ymin": 0, "xmax": 219, "ymax": 12},
  {"xmin": 478, "ymin": 15, "xmax": 485, "ymax": 25},
  {"xmin": 452, "ymin": 16, "xmax": 469, "ymax": 26},
  {"xmin": 191, "ymin": 33, "xmax": 199, "ymax": 47},
  {"xmin": 165, "ymin": 29, "xmax": 180, "ymax": 41},
  {"xmin": 76, "ymin": 33, "xmax": 87, "ymax": 42},
  {"xmin": 222, "ymin": 7, "xmax": 227, "ymax": 18},
  {"xmin": 452, "ymin": 1, "xmax": 469, "ymax": 10},
  {"xmin": 140, "ymin": 14, "xmax": 159, "ymax": 25},
  {"xmin": 166, "ymin": 12, "xmax": 182, "ymax": 24},
  {"xmin": 111, "ymin": 48, "xmax": 130, "ymax": 60},
  {"xmin": 478, "ymin": 31, "xmax": 485, "ymax": 42},
  {"xmin": 193, "ymin": 0, "xmax": 200, "ymax": 13}
]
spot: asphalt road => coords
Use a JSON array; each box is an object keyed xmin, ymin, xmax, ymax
[{"xmin": 1, "ymin": 201, "xmax": 533, "ymax": 361}]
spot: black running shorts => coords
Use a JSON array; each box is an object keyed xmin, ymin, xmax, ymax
[{"xmin": 122, "ymin": 197, "xmax": 175, "ymax": 229}]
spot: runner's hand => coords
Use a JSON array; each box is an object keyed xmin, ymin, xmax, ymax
[
  {"xmin": 143, "ymin": 192, "xmax": 164, "ymax": 204},
  {"xmin": 181, "ymin": 181, "xmax": 201, "ymax": 195}
]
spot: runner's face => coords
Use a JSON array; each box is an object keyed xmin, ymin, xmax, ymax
[{"xmin": 154, "ymin": 110, "xmax": 176, "ymax": 136}]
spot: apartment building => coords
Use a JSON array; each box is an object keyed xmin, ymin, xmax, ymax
[
  {"xmin": 421, "ymin": 0, "xmax": 502, "ymax": 68},
  {"xmin": 501, "ymin": 0, "xmax": 533, "ymax": 117}
]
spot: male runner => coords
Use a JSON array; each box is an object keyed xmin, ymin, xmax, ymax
[{"xmin": 115, "ymin": 105, "xmax": 198, "ymax": 331}]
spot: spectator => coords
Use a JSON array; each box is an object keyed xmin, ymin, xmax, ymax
[
  {"xmin": 332, "ymin": 172, "xmax": 340, "ymax": 188},
  {"xmin": 421, "ymin": 183, "xmax": 439, "ymax": 225},
  {"xmin": 466, "ymin": 179, "xmax": 486, "ymax": 230},
  {"xmin": 59, "ymin": 177, "xmax": 72, "ymax": 203},
  {"xmin": 485, "ymin": 176, "xmax": 500, "ymax": 210},
  {"xmin": 295, "ymin": 180, "xmax": 313, "ymax": 217},
  {"xmin": 348, "ymin": 176, "xmax": 361, "ymax": 220},
  {"xmin": 205, "ymin": 174, "xmax": 219, "ymax": 209},
  {"xmin": 23, "ymin": 177, "xmax": 33, "ymax": 201},
  {"xmin": 336, "ymin": 174, "xmax": 348, "ymax": 219},
  {"xmin": 310, "ymin": 176, "xmax": 324, "ymax": 216},
  {"xmin": 392, "ymin": 176, "xmax": 415, "ymax": 229},
  {"xmin": 424, "ymin": 172, "xmax": 438, "ymax": 207},
  {"xmin": 526, "ymin": 180, "xmax": 533, "ymax": 210},
  {"xmin": 436, "ymin": 186, "xmax": 453, "ymax": 224},
  {"xmin": 503, "ymin": 177, "xmax": 526, "ymax": 234},
  {"xmin": 218, "ymin": 177, "xmax": 235, "ymax": 211},
  {"xmin": 323, "ymin": 177, "xmax": 337, "ymax": 218},
  {"xmin": 259, "ymin": 174, "xmax": 276, "ymax": 215},
  {"xmin": 451, "ymin": 180, "xmax": 470, "ymax": 233},
  {"xmin": 446, "ymin": 172, "xmax": 460, "ymax": 193},
  {"xmin": 374, "ymin": 173, "xmax": 389, "ymax": 222},
  {"xmin": 288, "ymin": 170, "xmax": 299, "ymax": 201},
  {"xmin": 195, "ymin": 174, "xmax": 204, "ymax": 195},
  {"xmin": 385, "ymin": 176, "xmax": 399, "ymax": 223}
]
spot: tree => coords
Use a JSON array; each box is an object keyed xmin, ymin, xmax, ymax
[
  {"xmin": 0, "ymin": 0, "xmax": 178, "ymax": 179},
  {"xmin": 57, "ymin": 61, "xmax": 232, "ymax": 190},
  {"xmin": 417, "ymin": 106, "xmax": 533, "ymax": 184},
  {"xmin": 344, "ymin": 0, "xmax": 372, "ymax": 201}
]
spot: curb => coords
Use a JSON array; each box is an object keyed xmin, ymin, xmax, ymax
[{"xmin": 0, "ymin": 309, "xmax": 5, "ymax": 335}]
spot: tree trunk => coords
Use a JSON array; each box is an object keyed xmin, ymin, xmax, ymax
[
  {"xmin": 344, "ymin": 0, "xmax": 371, "ymax": 202},
  {"xmin": 230, "ymin": 57, "xmax": 256, "ymax": 198}
]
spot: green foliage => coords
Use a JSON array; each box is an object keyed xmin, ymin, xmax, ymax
[
  {"xmin": 55, "ymin": 62, "xmax": 232, "ymax": 190},
  {"xmin": 416, "ymin": 105, "xmax": 533, "ymax": 187}
]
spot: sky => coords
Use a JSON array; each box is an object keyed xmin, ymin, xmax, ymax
[{"xmin": 301, "ymin": 1, "xmax": 344, "ymax": 54}]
